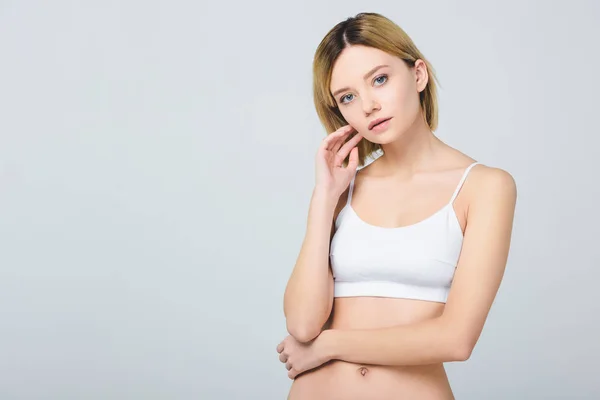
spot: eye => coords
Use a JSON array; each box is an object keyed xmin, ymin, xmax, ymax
[
  {"xmin": 374, "ymin": 74, "xmax": 388, "ymax": 86},
  {"xmin": 339, "ymin": 74, "xmax": 389, "ymax": 105},
  {"xmin": 340, "ymin": 93, "xmax": 354, "ymax": 104}
]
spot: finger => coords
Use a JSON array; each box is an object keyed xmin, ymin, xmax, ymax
[
  {"xmin": 279, "ymin": 353, "xmax": 288, "ymax": 363},
  {"xmin": 334, "ymin": 135, "xmax": 363, "ymax": 168},
  {"xmin": 276, "ymin": 343, "xmax": 284, "ymax": 353},
  {"xmin": 346, "ymin": 146, "xmax": 359, "ymax": 170},
  {"xmin": 286, "ymin": 361, "xmax": 292, "ymax": 371},
  {"xmin": 329, "ymin": 124, "xmax": 355, "ymax": 137},
  {"xmin": 322, "ymin": 125, "xmax": 354, "ymax": 151},
  {"xmin": 288, "ymin": 369, "xmax": 297, "ymax": 380},
  {"xmin": 330, "ymin": 126, "xmax": 357, "ymax": 153},
  {"xmin": 336, "ymin": 133, "xmax": 362, "ymax": 161}
]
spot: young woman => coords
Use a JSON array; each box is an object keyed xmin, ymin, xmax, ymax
[{"xmin": 277, "ymin": 12, "xmax": 517, "ymax": 400}]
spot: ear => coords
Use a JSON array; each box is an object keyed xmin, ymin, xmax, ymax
[{"xmin": 414, "ymin": 59, "xmax": 429, "ymax": 93}]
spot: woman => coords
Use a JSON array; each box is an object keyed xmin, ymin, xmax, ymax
[{"xmin": 277, "ymin": 12, "xmax": 517, "ymax": 400}]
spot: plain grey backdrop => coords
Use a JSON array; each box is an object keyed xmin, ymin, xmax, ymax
[{"xmin": 1, "ymin": 0, "xmax": 599, "ymax": 399}]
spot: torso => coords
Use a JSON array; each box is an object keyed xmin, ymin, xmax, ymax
[{"xmin": 288, "ymin": 153, "xmax": 480, "ymax": 400}]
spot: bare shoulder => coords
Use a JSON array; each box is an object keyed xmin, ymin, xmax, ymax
[
  {"xmin": 466, "ymin": 164, "xmax": 518, "ymax": 214},
  {"xmin": 443, "ymin": 142, "xmax": 515, "ymax": 192},
  {"xmin": 469, "ymin": 164, "xmax": 517, "ymax": 197}
]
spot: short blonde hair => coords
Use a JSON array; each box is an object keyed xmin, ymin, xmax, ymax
[{"xmin": 312, "ymin": 12, "xmax": 440, "ymax": 167}]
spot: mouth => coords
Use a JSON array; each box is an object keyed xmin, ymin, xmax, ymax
[{"xmin": 369, "ymin": 117, "xmax": 392, "ymax": 130}]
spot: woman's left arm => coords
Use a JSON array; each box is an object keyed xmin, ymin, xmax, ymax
[
  {"xmin": 278, "ymin": 167, "xmax": 517, "ymax": 378},
  {"xmin": 317, "ymin": 167, "xmax": 517, "ymax": 366}
]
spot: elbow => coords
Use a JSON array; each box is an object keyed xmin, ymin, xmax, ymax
[
  {"xmin": 448, "ymin": 338, "xmax": 475, "ymax": 362},
  {"xmin": 452, "ymin": 343, "xmax": 473, "ymax": 362},
  {"xmin": 440, "ymin": 317, "xmax": 476, "ymax": 362},
  {"xmin": 286, "ymin": 321, "xmax": 321, "ymax": 343}
]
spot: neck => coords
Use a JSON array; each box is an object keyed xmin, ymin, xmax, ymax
[{"xmin": 377, "ymin": 114, "xmax": 443, "ymax": 179}]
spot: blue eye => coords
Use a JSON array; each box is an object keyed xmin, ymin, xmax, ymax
[
  {"xmin": 340, "ymin": 93, "xmax": 354, "ymax": 103},
  {"xmin": 374, "ymin": 75, "xmax": 387, "ymax": 85},
  {"xmin": 339, "ymin": 74, "xmax": 388, "ymax": 105}
]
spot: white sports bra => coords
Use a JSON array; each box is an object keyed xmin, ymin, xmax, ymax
[{"xmin": 329, "ymin": 162, "xmax": 480, "ymax": 303}]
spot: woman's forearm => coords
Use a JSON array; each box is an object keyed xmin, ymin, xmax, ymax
[
  {"xmin": 283, "ymin": 187, "xmax": 338, "ymax": 342},
  {"xmin": 318, "ymin": 316, "xmax": 470, "ymax": 366}
]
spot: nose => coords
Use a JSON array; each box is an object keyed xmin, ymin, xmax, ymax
[{"xmin": 361, "ymin": 93, "xmax": 381, "ymax": 115}]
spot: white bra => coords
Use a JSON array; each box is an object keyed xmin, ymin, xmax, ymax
[{"xmin": 329, "ymin": 162, "xmax": 480, "ymax": 303}]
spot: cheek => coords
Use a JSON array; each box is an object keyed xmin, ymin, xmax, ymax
[
  {"xmin": 389, "ymin": 85, "xmax": 421, "ymax": 121},
  {"xmin": 337, "ymin": 108, "xmax": 360, "ymax": 128}
]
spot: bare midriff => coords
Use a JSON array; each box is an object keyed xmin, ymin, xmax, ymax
[{"xmin": 287, "ymin": 297, "xmax": 455, "ymax": 400}]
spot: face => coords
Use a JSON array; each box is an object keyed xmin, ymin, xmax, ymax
[{"xmin": 329, "ymin": 45, "xmax": 428, "ymax": 143}]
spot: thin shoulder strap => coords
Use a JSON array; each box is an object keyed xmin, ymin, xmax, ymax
[
  {"xmin": 346, "ymin": 168, "xmax": 359, "ymax": 206},
  {"xmin": 449, "ymin": 162, "xmax": 480, "ymax": 205}
]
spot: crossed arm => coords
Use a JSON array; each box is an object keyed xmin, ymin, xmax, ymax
[{"xmin": 278, "ymin": 167, "xmax": 517, "ymax": 377}]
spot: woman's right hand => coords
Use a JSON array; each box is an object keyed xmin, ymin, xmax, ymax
[{"xmin": 314, "ymin": 124, "xmax": 363, "ymax": 199}]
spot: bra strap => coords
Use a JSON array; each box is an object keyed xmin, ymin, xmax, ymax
[{"xmin": 449, "ymin": 162, "xmax": 480, "ymax": 205}]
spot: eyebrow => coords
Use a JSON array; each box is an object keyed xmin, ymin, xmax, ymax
[{"xmin": 331, "ymin": 64, "xmax": 390, "ymax": 98}]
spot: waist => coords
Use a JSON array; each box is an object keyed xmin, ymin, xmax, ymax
[
  {"xmin": 287, "ymin": 297, "xmax": 453, "ymax": 399},
  {"xmin": 289, "ymin": 361, "xmax": 453, "ymax": 400},
  {"xmin": 334, "ymin": 280, "xmax": 449, "ymax": 305}
]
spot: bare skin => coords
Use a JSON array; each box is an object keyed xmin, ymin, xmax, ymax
[
  {"xmin": 280, "ymin": 44, "xmax": 516, "ymax": 399},
  {"xmin": 287, "ymin": 145, "xmax": 478, "ymax": 400}
]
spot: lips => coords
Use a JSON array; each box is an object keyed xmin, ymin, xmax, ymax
[{"xmin": 369, "ymin": 117, "xmax": 391, "ymax": 130}]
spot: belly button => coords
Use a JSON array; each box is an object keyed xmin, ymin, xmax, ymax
[{"xmin": 357, "ymin": 366, "xmax": 369, "ymax": 376}]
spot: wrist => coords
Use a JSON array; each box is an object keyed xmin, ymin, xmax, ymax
[
  {"xmin": 317, "ymin": 329, "xmax": 339, "ymax": 361},
  {"xmin": 312, "ymin": 186, "xmax": 338, "ymax": 205},
  {"xmin": 309, "ymin": 190, "xmax": 338, "ymax": 219}
]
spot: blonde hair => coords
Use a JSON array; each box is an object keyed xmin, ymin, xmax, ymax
[{"xmin": 312, "ymin": 12, "xmax": 440, "ymax": 167}]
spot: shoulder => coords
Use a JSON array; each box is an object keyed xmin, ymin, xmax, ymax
[
  {"xmin": 469, "ymin": 164, "xmax": 517, "ymax": 199},
  {"xmin": 467, "ymin": 164, "xmax": 517, "ymax": 215}
]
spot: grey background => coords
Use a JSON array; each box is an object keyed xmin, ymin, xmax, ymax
[{"xmin": 0, "ymin": 0, "xmax": 598, "ymax": 399}]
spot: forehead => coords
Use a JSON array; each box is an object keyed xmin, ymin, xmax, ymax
[{"xmin": 330, "ymin": 46, "xmax": 401, "ymax": 92}]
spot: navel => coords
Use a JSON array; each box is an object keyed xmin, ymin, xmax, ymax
[{"xmin": 357, "ymin": 366, "xmax": 369, "ymax": 376}]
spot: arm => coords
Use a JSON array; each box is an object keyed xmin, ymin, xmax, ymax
[
  {"xmin": 283, "ymin": 187, "xmax": 342, "ymax": 343},
  {"xmin": 317, "ymin": 168, "xmax": 517, "ymax": 365}
]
